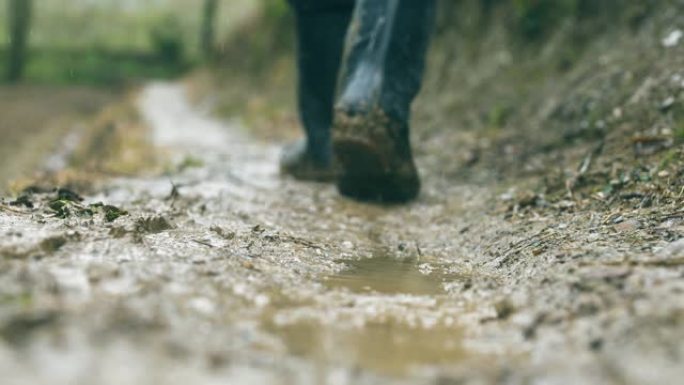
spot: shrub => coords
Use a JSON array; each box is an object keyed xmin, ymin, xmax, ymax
[{"xmin": 149, "ymin": 14, "xmax": 185, "ymax": 64}]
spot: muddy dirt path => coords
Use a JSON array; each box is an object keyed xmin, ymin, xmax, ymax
[
  {"xmin": 0, "ymin": 85, "xmax": 118, "ymax": 192},
  {"xmin": 1, "ymin": 82, "xmax": 683, "ymax": 385}
]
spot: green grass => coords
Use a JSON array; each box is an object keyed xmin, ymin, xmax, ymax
[
  {"xmin": 0, "ymin": 48, "xmax": 190, "ymax": 85},
  {"xmin": 0, "ymin": 0, "xmax": 257, "ymax": 85}
]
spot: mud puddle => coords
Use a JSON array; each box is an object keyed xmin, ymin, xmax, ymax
[
  {"xmin": 263, "ymin": 255, "xmax": 470, "ymax": 376},
  {"xmin": 323, "ymin": 255, "xmax": 457, "ymax": 296},
  {"xmin": 270, "ymin": 320, "xmax": 467, "ymax": 377}
]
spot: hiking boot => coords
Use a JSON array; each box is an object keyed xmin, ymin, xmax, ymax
[
  {"xmin": 333, "ymin": 108, "xmax": 420, "ymax": 202},
  {"xmin": 280, "ymin": 140, "xmax": 337, "ymax": 182},
  {"xmin": 332, "ymin": 0, "xmax": 436, "ymax": 203}
]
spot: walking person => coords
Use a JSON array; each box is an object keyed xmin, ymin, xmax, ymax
[{"xmin": 281, "ymin": 0, "xmax": 437, "ymax": 203}]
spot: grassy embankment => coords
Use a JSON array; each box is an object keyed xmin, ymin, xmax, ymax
[{"xmin": 420, "ymin": 0, "xmax": 684, "ymax": 211}]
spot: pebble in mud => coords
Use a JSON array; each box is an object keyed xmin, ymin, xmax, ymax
[
  {"xmin": 134, "ymin": 216, "xmax": 174, "ymax": 234},
  {"xmin": 656, "ymin": 238, "xmax": 684, "ymax": 259},
  {"xmin": 663, "ymin": 29, "xmax": 683, "ymax": 47},
  {"xmin": 188, "ymin": 297, "xmax": 216, "ymax": 316}
]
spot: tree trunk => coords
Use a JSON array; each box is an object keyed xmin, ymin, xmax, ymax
[
  {"xmin": 200, "ymin": 0, "xmax": 219, "ymax": 60},
  {"xmin": 7, "ymin": 0, "xmax": 32, "ymax": 82}
]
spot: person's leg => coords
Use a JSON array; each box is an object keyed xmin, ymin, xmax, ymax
[
  {"xmin": 281, "ymin": 0, "xmax": 355, "ymax": 181},
  {"xmin": 333, "ymin": 0, "xmax": 436, "ymax": 202}
]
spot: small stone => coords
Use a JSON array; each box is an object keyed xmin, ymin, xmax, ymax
[
  {"xmin": 657, "ymin": 239, "xmax": 684, "ymax": 258},
  {"xmin": 660, "ymin": 96, "xmax": 676, "ymax": 111},
  {"xmin": 532, "ymin": 248, "xmax": 545, "ymax": 256},
  {"xmin": 494, "ymin": 299, "xmax": 515, "ymax": 320},
  {"xmin": 188, "ymin": 297, "xmax": 216, "ymax": 316},
  {"xmin": 615, "ymin": 219, "xmax": 641, "ymax": 232},
  {"xmin": 135, "ymin": 216, "xmax": 171, "ymax": 233},
  {"xmin": 556, "ymin": 200, "xmax": 576, "ymax": 210},
  {"xmin": 612, "ymin": 107, "xmax": 623, "ymax": 119},
  {"xmin": 589, "ymin": 338, "xmax": 604, "ymax": 351},
  {"xmin": 499, "ymin": 192, "xmax": 514, "ymax": 202},
  {"xmin": 663, "ymin": 29, "xmax": 683, "ymax": 48},
  {"xmin": 254, "ymin": 294, "xmax": 270, "ymax": 308}
]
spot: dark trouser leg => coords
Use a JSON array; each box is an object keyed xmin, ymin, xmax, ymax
[
  {"xmin": 295, "ymin": 6, "xmax": 353, "ymax": 164},
  {"xmin": 281, "ymin": 0, "xmax": 354, "ymax": 180},
  {"xmin": 333, "ymin": 0, "xmax": 436, "ymax": 202}
]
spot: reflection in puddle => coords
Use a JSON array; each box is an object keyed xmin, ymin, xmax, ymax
[
  {"xmin": 265, "ymin": 256, "xmax": 470, "ymax": 376},
  {"xmin": 323, "ymin": 255, "xmax": 455, "ymax": 295},
  {"xmin": 270, "ymin": 320, "xmax": 467, "ymax": 376}
]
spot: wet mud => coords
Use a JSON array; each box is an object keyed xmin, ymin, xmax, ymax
[
  {"xmin": 0, "ymin": 85, "xmax": 118, "ymax": 192},
  {"xmin": 1, "ymin": 82, "xmax": 683, "ymax": 384}
]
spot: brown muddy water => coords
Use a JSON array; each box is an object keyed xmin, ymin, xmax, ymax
[
  {"xmin": 268, "ymin": 255, "xmax": 469, "ymax": 376},
  {"xmin": 269, "ymin": 319, "xmax": 467, "ymax": 377},
  {"xmin": 324, "ymin": 255, "xmax": 456, "ymax": 295}
]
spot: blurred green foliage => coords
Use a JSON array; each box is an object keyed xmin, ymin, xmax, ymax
[
  {"xmin": 512, "ymin": 0, "xmax": 576, "ymax": 39},
  {"xmin": 0, "ymin": 0, "xmax": 257, "ymax": 85},
  {"xmin": 149, "ymin": 14, "xmax": 186, "ymax": 65},
  {"xmin": 431, "ymin": 0, "xmax": 656, "ymax": 73},
  {"xmin": 438, "ymin": 0, "xmax": 653, "ymax": 42},
  {"xmin": 5, "ymin": 49, "xmax": 187, "ymax": 86},
  {"xmin": 510, "ymin": 0, "xmax": 653, "ymax": 40},
  {"xmin": 215, "ymin": 0, "xmax": 294, "ymax": 72},
  {"xmin": 1, "ymin": 0, "xmax": 655, "ymax": 86}
]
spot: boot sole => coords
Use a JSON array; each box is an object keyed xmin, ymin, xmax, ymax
[{"xmin": 332, "ymin": 112, "xmax": 420, "ymax": 203}]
